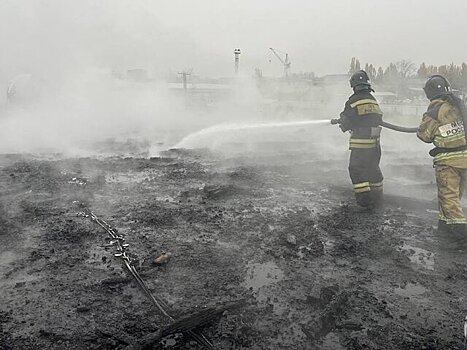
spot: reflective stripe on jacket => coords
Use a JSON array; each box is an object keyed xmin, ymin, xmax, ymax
[
  {"xmin": 340, "ymin": 91, "xmax": 383, "ymax": 150},
  {"xmin": 349, "ymin": 137, "xmax": 379, "ymax": 149},
  {"xmin": 417, "ymin": 98, "xmax": 467, "ymax": 167}
]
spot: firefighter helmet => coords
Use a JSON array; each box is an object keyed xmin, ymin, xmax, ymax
[
  {"xmin": 349, "ymin": 70, "xmax": 371, "ymax": 90},
  {"xmin": 423, "ymin": 75, "xmax": 452, "ymax": 100}
]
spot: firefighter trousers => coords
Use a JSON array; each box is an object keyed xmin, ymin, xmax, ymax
[
  {"xmin": 349, "ymin": 145, "xmax": 384, "ymax": 207},
  {"xmin": 436, "ymin": 165, "xmax": 467, "ymax": 224}
]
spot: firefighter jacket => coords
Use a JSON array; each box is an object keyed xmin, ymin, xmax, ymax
[
  {"xmin": 417, "ymin": 98, "xmax": 467, "ymax": 168},
  {"xmin": 339, "ymin": 91, "xmax": 383, "ymax": 150}
]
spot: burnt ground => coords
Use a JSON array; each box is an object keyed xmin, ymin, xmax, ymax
[{"xmin": 1, "ymin": 148, "xmax": 467, "ymax": 350}]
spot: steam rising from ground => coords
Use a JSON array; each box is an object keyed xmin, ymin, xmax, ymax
[
  {"xmin": 0, "ymin": 73, "xmax": 185, "ymax": 155},
  {"xmin": 0, "ymin": 71, "xmax": 272, "ymax": 156}
]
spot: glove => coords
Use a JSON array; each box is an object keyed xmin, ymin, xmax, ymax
[{"xmin": 338, "ymin": 115, "xmax": 351, "ymax": 133}]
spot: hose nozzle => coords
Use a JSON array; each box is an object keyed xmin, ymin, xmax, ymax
[{"xmin": 330, "ymin": 118, "xmax": 340, "ymax": 125}]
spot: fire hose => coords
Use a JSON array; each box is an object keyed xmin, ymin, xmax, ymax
[
  {"xmin": 330, "ymin": 119, "xmax": 418, "ymax": 133},
  {"xmin": 77, "ymin": 206, "xmax": 213, "ymax": 349}
]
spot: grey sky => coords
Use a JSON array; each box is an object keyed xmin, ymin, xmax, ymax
[{"xmin": 1, "ymin": 0, "xmax": 466, "ymax": 79}]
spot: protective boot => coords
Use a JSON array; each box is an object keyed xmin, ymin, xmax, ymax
[
  {"xmin": 437, "ymin": 221, "xmax": 467, "ymax": 253},
  {"xmin": 355, "ymin": 192, "xmax": 373, "ymax": 209},
  {"xmin": 354, "ymin": 191, "xmax": 383, "ymax": 213},
  {"xmin": 449, "ymin": 224, "xmax": 467, "ymax": 251},
  {"xmin": 370, "ymin": 190, "xmax": 384, "ymax": 210},
  {"xmin": 437, "ymin": 220, "xmax": 450, "ymax": 234}
]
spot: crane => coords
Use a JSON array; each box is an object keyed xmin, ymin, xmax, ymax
[{"xmin": 269, "ymin": 48, "xmax": 291, "ymax": 78}]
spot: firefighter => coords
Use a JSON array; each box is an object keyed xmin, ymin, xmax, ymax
[
  {"xmin": 336, "ymin": 70, "xmax": 384, "ymax": 209},
  {"xmin": 417, "ymin": 75, "xmax": 467, "ymax": 243}
]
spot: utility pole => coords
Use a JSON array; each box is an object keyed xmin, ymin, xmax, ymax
[
  {"xmin": 178, "ymin": 70, "xmax": 192, "ymax": 108},
  {"xmin": 178, "ymin": 71, "xmax": 191, "ymax": 94},
  {"xmin": 234, "ymin": 48, "xmax": 241, "ymax": 75}
]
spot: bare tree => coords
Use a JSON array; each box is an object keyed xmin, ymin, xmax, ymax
[{"xmin": 396, "ymin": 60, "xmax": 416, "ymax": 78}]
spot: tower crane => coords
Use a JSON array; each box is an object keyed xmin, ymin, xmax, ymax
[{"xmin": 269, "ymin": 48, "xmax": 291, "ymax": 78}]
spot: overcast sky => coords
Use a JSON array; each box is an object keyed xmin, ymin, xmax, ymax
[{"xmin": 1, "ymin": 0, "xmax": 466, "ymax": 79}]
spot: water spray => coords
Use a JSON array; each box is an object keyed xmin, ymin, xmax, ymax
[
  {"xmin": 172, "ymin": 118, "xmax": 418, "ymax": 151},
  {"xmin": 174, "ymin": 119, "xmax": 332, "ymax": 149}
]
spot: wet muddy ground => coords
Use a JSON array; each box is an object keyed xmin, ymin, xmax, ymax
[{"xmin": 1, "ymin": 148, "xmax": 467, "ymax": 349}]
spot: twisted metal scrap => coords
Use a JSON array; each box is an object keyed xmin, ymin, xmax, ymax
[{"xmin": 82, "ymin": 207, "xmax": 213, "ymax": 349}]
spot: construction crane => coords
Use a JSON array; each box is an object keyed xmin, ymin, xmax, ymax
[{"xmin": 269, "ymin": 48, "xmax": 291, "ymax": 78}]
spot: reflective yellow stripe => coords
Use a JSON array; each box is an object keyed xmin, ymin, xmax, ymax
[
  {"xmin": 370, "ymin": 181, "xmax": 383, "ymax": 188},
  {"xmin": 353, "ymin": 182, "xmax": 370, "ymax": 189},
  {"xmin": 350, "ymin": 138, "xmax": 378, "ymax": 144},
  {"xmin": 356, "ymin": 104, "xmax": 383, "ymax": 116},
  {"xmin": 434, "ymin": 134, "xmax": 465, "ymax": 146},
  {"xmin": 354, "ymin": 187, "xmax": 371, "ymax": 193},
  {"xmin": 436, "ymin": 134, "xmax": 465, "ymax": 141},
  {"xmin": 349, "ymin": 138, "xmax": 378, "ymax": 149},
  {"xmin": 434, "ymin": 150, "xmax": 467, "ymax": 162},
  {"xmin": 353, "ymin": 181, "xmax": 372, "ymax": 193},
  {"xmin": 349, "ymin": 144, "xmax": 378, "ymax": 149},
  {"xmin": 350, "ymin": 99, "xmax": 379, "ymax": 108},
  {"xmin": 439, "ymin": 215, "xmax": 467, "ymax": 224}
]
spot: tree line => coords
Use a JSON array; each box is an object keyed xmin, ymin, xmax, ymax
[{"xmin": 349, "ymin": 57, "xmax": 467, "ymax": 88}]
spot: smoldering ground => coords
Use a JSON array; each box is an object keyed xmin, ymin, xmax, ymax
[{"xmin": 1, "ymin": 140, "xmax": 464, "ymax": 350}]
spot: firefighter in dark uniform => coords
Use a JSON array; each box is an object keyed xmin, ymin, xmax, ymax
[
  {"xmin": 337, "ymin": 70, "xmax": 384, "ymax": 208},
  {"xmin": 417, "ymin": 75, "xmax": 467, "ymax": 246}
]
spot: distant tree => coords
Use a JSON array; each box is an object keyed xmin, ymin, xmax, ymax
[
  {"xmin": 349, "ymin": 57, "xmax": 356, "ymax": 74},
  {"xmin": 417, "ymin": 62, "xmax": 467, "ymax": 86},
  {"xmin": 384, "ymin": 63, "xmax": 399, "ymax": 80},
  {"xmin": 349, "ymin": 57, "xmax": 362, "ymax": 74},
  {"xmin": 438, "ymin": 65, "xmax": 448, "ymax": 77},
  {"xmin": 449, "ymin": 63, "xmax": 462, "ymax": 82},
  {"xmin": 355, "ymin": 59, "xmax": 361, "ymax": 71},
  {"xmin": 375, "ymin": 67, "xmax": 384, "ymax": 83},
  {"xmin": 426, "ymin": 65, "xmax": 438, "ymax": 76},
  {"xmin": 417, "ymin": 62, "xmax": 429, "ymax": 78},
  {"xmin": 395, "ymin": 60, "xmax": 416, "ymax": 79},
  {"xmin": 357, "ymin": 60, "xmax": 467, "ymax": 95},
  {"xmin": 367, "ymin": 64, "xmax": 377, "ymax": 81}
]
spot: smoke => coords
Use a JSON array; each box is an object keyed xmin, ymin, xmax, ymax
[
  {"xmin": 0, "ymin": 0, "xmax": 452, "ymax": 184},
  {"xmin": 0, "ymin": 1, "xmax": 198, "ymax": 79},
  {"xmin": 0, "ymin": 1, "xmax": 212, "ymax": 155}
]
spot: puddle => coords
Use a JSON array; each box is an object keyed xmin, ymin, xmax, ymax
[
  {"xmin": 244, "ymin": 261, "xmax": 284, "ymax": 291},
  {"xmin": 397, "ymin": 243, "xmax": 434, "ymax": 270},
  {"xmin": 105, "ymin": 170, "xmax": 159, "ymax": 184},
  {"xmin": 243, "ymin": 261, "xmax": 286, "ymax": 315},
  {"xmin": 216, "ymin": 240, "xmax": 241, "ymax": 250},
  {"xmin": 0, "ymin": 251, "xmax": 18, "ymax": 276},
  {"xmin": 0, "ymin": 250, "xmax": 17, "ymax": 265},
  {"xmin": 394, "ymin": 282, "xmax": 429, "ymax": 302},
  {"xmin": 155, "ymin": 195, "xmax": 175, "ymax": 203},
  {"xmin": 320, "ymin": 332, "xmax": 346, "ymax": 350}
]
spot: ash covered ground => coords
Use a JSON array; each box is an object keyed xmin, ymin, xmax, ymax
[{"xmin": 1, "ymin": 142, "xmax": 466, "ymax": 350}]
